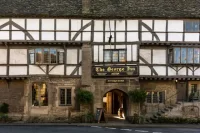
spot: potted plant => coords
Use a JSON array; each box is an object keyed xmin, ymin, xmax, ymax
[{"xmin": 128, "ymin": 89, "xmax": 147, "ymax": 124}]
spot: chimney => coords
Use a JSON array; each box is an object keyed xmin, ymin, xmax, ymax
[{"xmin": 82, "ymin": 0, "xmax": 91, "ymax": 14}]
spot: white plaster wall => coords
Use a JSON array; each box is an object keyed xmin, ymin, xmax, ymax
[
  {"xmin": 41, "ymin": 32, "xmax": 54, "ymax": 40},
  {"xmin": 0, "ymin": 31, "xmax": 9, "ymax": 40},
  {"xmin": 0, "ymin": 19, "xmax": 9, "ymax": 29},
  {"xmin": 105, "ymin": 32, "xmax": 115, "ymax": 42},
  {"xmin": 142, "ymin": 20, "xmax": 153, "ymax": 31},
  {"xmin": 27, "ymin": 31, "xmax": 39, "ymax": 40},
  {"xmin": 9, "ymin": 66, "xmax": 27, "ymax": 75},
  {"xmin": 67, "ymin": 49, "xmax": 78, "ymax": 64},
  {"xmin": 168, "ymin": 67, "xmax": 176, "ymax": 76},
  {"xmin": 71, "ymin": 19, "xmax": 81, "ymax": 31},
  {"xmin": 66, "ymin": 66, "xmax": 76, "ymax": 75},
  {"xmin": 12, "ymin": 19, "xmax": 25, "ymax": 30},
  {"xmin": 56, "ymin": 19, "xmax": 69, "ymax": 30},
  {"xmin": 184, "ymin": 33, "xmax": 199, "ymax": 41},
  {"xmin": 49, "ymin": 65, "xmax": 64, "ymax": 75},
  {"xmin": 99, "ymin": 45, "xmax": 103, "ymax": 62},
  {"xmin": 10, "ymin": 49, "xmax": 27, "ymax": 64},
  {"xmin": 142, "ymin": 32, "xmax": 152, "ymax": 41},
  {"xmin": 153, "ymin": 66, "xmax": 166, "ymax": 75},
  {"xmin": 93, "ymin": 46, "xmax": 98, "ymax": 62},
  {"xmin": 71, "ymin": 32, "xmax": 81, "ymax": 41},
  {"xmin": 127, "ymin": 20, "xmax": 138, "ymax": 31},
  {"xmin": 94, "ymin": 20, "xmax": 103, "ymax": 31},
  {"xmin": 27, "ymin": 19, "xmax": 39, "ymax": 30},
  {"xmin": 168, "ymin": 33, "xmax": 183, "ymax": 41},
  {"xmin": 94, "ymin": 32, "xmax": 103, "ymax": 42},
  {"xmin": 79, "ymin": 66, "xmax": 82, "ymax": 75},
  {"xmin": 127, "ymin": 45, "xmax": 132, "ymax": 61},
  {"xmin": 105, "ymin": 20, "xmax": 114, "ymax": 31},
  {"xmin": 29, "ymin": 65, "xmax": 46, "ymax": 75},
  {"xmin": 12, "ymin": 31, "xmax": 25, "ymax": 40},
  {"xmin": 127, "ymin": 32, "xmax": 139, "ymax": 41},
  {"xmin": 116, "ymin": 32, "xmax": 125, "ymax": 42},
  {"xmin": 178, "ymin": 67, "xmax": 186, "ymax": 75},
  {"xmin": 56, "ymin": 32, "xmax": 69, "ymax": 41},
  {"xmin": 168, "ymin": 20, "xmax": 183, "ymax": 32},
  {"xmin": 194, "ymin": 68, "xmax": 200, "ymax": 76},
  {"xmin": 188, "ymin": 68, "xmax": 193, "ymax": 76},
  {"xmin": 42, "ymin": 19, "xmax": 54, "ymax": 30},
  {"xmin": 132, "ymin": 45, "xmax": 137, "ymax": 61},
  {"xmin": 0, "ymin": 49, "xmax": 7, "ymax": 64},
  {"xmin": 154, "ymin": 20, "xmax": 166, "ymax": 32},
  {"xmin": 140, "ymin": 49, "xmax": 151, "ymax": 63},
  {"xmin": 140, "ymin": 66, "xmax": 151, "ymax": 75},
  {"xmin": 154, "ymin": 33, "xmax": 166, "ymax": 41},
  {"xmin": 82, "ymin": 32, "xmax": 91, "ymax": 41},
  {"xmin": 116, "ymin": 20, "xmax": 125, "ymax": 31},
  {"xmin": 0, "ymin": 66, "xmax": 6, "ymax": 75},
  {"xmin": 153, "ymin": 49, "xmax": 166, "ymax": 64}
]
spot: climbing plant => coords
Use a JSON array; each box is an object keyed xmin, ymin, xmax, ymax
[{"xmin": 77, "ymin": 89, "xmax": 93, "ymax": 104}]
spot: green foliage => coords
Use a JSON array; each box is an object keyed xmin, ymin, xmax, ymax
[
  {"xmin": 0, "ymin": 103, "xmax": 9, "ymax": 113},
  {"xmin": 128, "ymin": 89, "xmax": 147, "ymax": 103},
  {"xmin": 77, "ymin": 89, "xmax": 93, "ymax": 104},
  {"xmin": 153, "ymin": 117, "xmax": 200, "ymax": 124}
]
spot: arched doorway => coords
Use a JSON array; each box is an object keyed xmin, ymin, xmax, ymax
[{"xmin": 102, "ymin": 89, "xmax": 129, "ymax": 123}]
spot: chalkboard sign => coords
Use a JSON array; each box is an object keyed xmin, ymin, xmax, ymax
[{"xmin": 95, "ymin": 108, "xmax": 105, "ymax": 123}]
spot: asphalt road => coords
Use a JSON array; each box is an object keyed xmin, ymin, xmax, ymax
[{"xmin": 0, "ymin": 126, "xmax": 199, "ymax": 133}]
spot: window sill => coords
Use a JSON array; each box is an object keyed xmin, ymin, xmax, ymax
[{"xmin": 59, "ymin": 104, "xmax": 72, "ymax": 106}]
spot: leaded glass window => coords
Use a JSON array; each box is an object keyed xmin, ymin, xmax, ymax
[{"xmin": 59, "ymin": 88, "xmax": 72, "ymax": 105}]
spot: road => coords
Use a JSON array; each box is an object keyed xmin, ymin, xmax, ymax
[{"xmin": 0, "ymin": 126, "xmax": 199, "ymax": 133}]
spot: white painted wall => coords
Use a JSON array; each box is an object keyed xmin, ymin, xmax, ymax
[
  {"xmin": 0, "ymin": 49, "xmax": 7, "ymax": 64},
  {"xmin": 67, "ymin": 49, "xmax": 78, "ymax": 64},
  {"xmin": 66, "ymin": 66, "xmax": 76, "ymax": 75},
  {"xmin": 140, "ymin": 66, "xmax": 151, "ymax": 75},
  {"xmin": 29, "ymin": 65, "xmax": 46, "ymax": 75},
  {"xmin": 9, "ymin": 66, "xmax": 27, "ymax": 75},
  {"xmin": 153, "ymin": 49, "xmax": 166, "ymax": 64},
  {"xmin": 153, "ymin": 66, "xmax": 166, "ymax": 75},
  {"xmin": 140, "ymin": 49, "xmax": 151, "ymax": 63},
  {"xmin": 49, "ymin": 65, "xmax": 64, "ymax": 75},
  {"xmin": 10, "ymin": 49, "xmax": 27, "ymax": 64},
  {"xmin": 0, "ymin": 66, "xmax": 6, "ymax": 75}
]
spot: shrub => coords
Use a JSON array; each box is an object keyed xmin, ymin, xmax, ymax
[
  {"xmin": 128, "ymin": 89, "xmax": 146, "ymax": 103},
  {"xmin": 0, "ymin": 103, "xmax": 9, "ymax": 114},
  {"xmin": 77, "ymin": 89, "xmax": 93, "ymax": 104}
]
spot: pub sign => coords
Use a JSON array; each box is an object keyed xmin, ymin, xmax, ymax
[{"xmin": 92, "ymin": 66, "xmax": 138, "ymax": 77}]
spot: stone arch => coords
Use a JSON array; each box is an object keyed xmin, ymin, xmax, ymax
[{"xmin": 102, "ymin": 87, "xmax": 128, "ymax": 98}]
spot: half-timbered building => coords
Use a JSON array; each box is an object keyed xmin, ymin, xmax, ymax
[{"xmin": 0, "ymin": 0, "xmax": 200, "ymax": 121}]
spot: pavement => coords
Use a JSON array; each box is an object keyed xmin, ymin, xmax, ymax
[{"xmin": 0, "ymin": 122, "xmax": 199, "ymax": 129}]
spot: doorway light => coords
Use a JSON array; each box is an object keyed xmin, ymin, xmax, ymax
[{"xmin": 103, "ymin": 97, "xmax": 107, "ymax": 103}]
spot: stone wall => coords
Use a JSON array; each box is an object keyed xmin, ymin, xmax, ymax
[
  {"xmin": 24, "ymin": 77, "xmax": 81, "ymax": 120},
  {"xmin": 1, "ymin": 0, "xmax": 200, "ymax": 18},
  {"xmin": 140, "ymin": 81, "xmax": 177, "ymax": 115},
  {"xmin": 0, "ymin": 80, "xmax": 24, "ymax": 114}
]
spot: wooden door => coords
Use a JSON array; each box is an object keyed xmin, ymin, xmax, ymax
[{"xmin": 177, "ymin": 82, "xmax": 187, "ymax": 101}]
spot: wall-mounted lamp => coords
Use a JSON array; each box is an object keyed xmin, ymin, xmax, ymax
[
  {"xmin": 175, "ymin": 80, "xmax": 178, "ymax": 83},
  {"xmin": 103, "ymin": 97, "xmax": 107, "ymax": 103}
]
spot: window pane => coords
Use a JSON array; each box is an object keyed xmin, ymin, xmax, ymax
[
  {"xmin": 60, "ymin": 89, "xmax": 66, "ymax": 105},
  {"xmin": 50, "ymin": 48, "xmax": 57, "ymax": 63},
  {"xmin": 32, "ymin": 83, "xmax": 39, "ymax": 106},
  {"xmin": 193, "ymin": 22, "xmax": 199, "ymax": 32},
  {"xmin": 119, "ymin": 50, "xmax": 126, "ymax": 62},
  {"xmin": 104, "ymin": 51, "xmax": 112, "ymax": 62},
  {"xmin": 146, "ymin": 92, "xmax": 152, "ymax": 103},
  {"xmin": 181, "ymin": 48, "xmax": 187, "ymax": 63},
  {"xmin": 43, "ymin": 48, "xmax": 49, "ymax": 63},
  {"xmin": 153, "ymin": 92, "xmax": 158, "ymax": 103},
  {"xmin": 112, "ymin": 51, "xmax": 118, "ymax": 62},
  {"xmin": 194, "ymin": 48, "xmax": 200, "ymax": 63},
  {"xmin": 29, "ymin": 49, "xmax": 35, "ymax": 64},
  {"xmin": 66, "ymin": 89, "xmax": 72, "ymax": 105},
  {"xmin": 174, "ymin": 48, "xmax": 180, "ymax": 63},
  {"xmin": 187, "ymin": 48, "xmax": 193, "ymax": 63},
  {"xmin": 35, "ymin": 48, "xmax": 42, "ymax": 64},
  {"xmin": 41, "ymin": 83, "xmax": 48, "ymax": 106}
]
